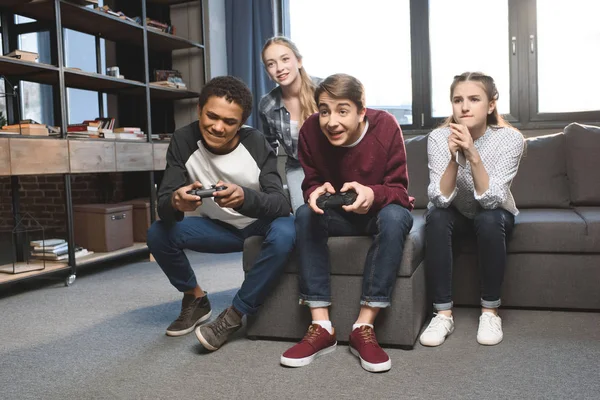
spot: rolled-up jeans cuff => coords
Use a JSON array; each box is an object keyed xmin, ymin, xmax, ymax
[
  {"xmin": 299, "ymin": 295, "xmax": 331, "ymax": 308},
  {"xmin": 433, "ymin": 301, "xmax": 453, "ymax": 311},
  {"xmin": 481, "ymin": 298, "xmax": 501, "ymax": 309},
  {"xmin": 360, "ymin": 299, "xmax": 390, "ymax": 308}
]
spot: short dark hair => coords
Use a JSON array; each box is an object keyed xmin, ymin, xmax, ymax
[
  {"xmin": 314, "ymin": 73, "xmax": 366, "ymax": 111},
  {"xmin": 198, "ymin": 76, "xmax": 253, "ymax": 123}
]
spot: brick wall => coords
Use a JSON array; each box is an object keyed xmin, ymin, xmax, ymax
[{"xmin": 0, "ymin": 173, "xmax": 125, "ymax": 236}]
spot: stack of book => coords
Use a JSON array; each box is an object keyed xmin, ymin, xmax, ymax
[
  {"xmin": 2, "ymin": 123, "xmax": 49, "ymax": 135},
  {"xmin": 152, "ymin": 69, "xmax": 187, "ymax": 90},
  {"xmin": 30, "ymin": 239, "xmax": 92, "ymax": 262},
  {"xmin": 146, "ymin": 18, "xmax": 175, "ymax": 34},
  {"xmin": 67, "ymin": 118, "xmax": 115, "ymax": 139}
]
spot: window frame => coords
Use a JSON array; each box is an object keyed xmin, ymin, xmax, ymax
[{"xmin": 281, "ymin": 0, "xmax": 600, "ymax": 133}]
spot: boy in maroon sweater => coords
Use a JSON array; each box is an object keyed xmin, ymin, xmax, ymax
[{"xmin": 280, "ymin": 74, "xmax": 414, "ymax": 372}]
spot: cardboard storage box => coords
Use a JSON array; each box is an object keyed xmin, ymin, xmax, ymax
[
  {"xmin": 120, "ymin": 198, "xmax": 152, "ymax": 242},
  {"xmin": 73, "ymin": 204, "xmax": 133, "ymax": 252}
]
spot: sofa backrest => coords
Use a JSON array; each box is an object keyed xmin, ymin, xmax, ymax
[
  {"xmin": 564, "ymin": 123, "xmax": 600, "ymax": 205},
  {"xmin": 405, "ymin": 130, "xmax": 576, "ymax": 209},
  {"xmin": 511, "ymin": 132, "xmax": 571, "ymax": 208},
  {"xmin": 405, "ymin": 134, "xmax": 429, "ymax": 209}
]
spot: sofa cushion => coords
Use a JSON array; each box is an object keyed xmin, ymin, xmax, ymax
[
  {"xmin": 242, "ymin": 209, "xmax": 426, "ymax": 278},
  {"xmin": 564, "ymin": 123, "xmax": 600, "ymax": 205},
  {"xmin": 405, "ymin": 134, "xmax": 429, "ymax": 209},
  {"xmin": 575, "ymin": 207, "xmax": 600, "ymax": 238},
  {"xmin": 508, "ymin": 209, "xmax": 592, "ymax": 253},
  {"xmin": 511, "ymin": 133, "xmax": 571, "ymax": 208}
]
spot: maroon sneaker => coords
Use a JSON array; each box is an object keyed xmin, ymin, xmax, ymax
[
  {"xmin": 280, "ymin": 324, "xmax": 337, "ymax": 367},
  {"xmin": 349, "ymin": 325, "xmax": 391, "ymax": 372}
]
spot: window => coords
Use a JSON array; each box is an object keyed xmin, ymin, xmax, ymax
[
  {"xmin": 18, "ymin": 31, "xmax": 54, "ymax": 125},
  {"xmin": 283, "ymin": 0, "xmax": 600, "ymax": 130},
  {"xmin": 429, "ymin": 0, "xmax": 510, "ymax": 118},
  {"xmin": 535, "ymin": 0, "xmax": 600, "ymax": 113},
  {"xmin": 64, "ymin": 29, "xmax": 107, "ymax": 123},
  {"xmin": 288, "ymin": 0, "xmax": 413, "ymax": 124}
]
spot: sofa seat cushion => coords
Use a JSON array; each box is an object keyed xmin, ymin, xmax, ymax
[
  {"xmin": 575, "ymin": 206, "xmax": 600, "ymax": 239},
  {"xmin": 454, "ymin": 209, "xmax": 590, "ymax": 254},
  {"xmin": 242, "ymin": 209, "xmax": 426, "ymax": 278},
  {"xmin": 509, "ymin": 209, "xmax": 593, "ymax": 253}
]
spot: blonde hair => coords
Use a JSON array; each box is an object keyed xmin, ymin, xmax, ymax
[{"xmin": 262, "ymin": 36, "xmax": 318, "ymax": 124}]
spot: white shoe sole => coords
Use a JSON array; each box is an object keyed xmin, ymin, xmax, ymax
[
  {"xmin": 419, "ymin": 325, "xmax": 455, "ymax": 347},
  {"xmin": 280, "ymin": 342, "xmax": 337, "ymax": 367},
  {"xmin": 166, "ymin": 310, "xmax": 212, "ymax": 337},
  {"xmin": 195, "ymin": 325, "xmax": 219, "ymax": 351},
  {"xmin": 477, "ymin": 335, "xmax": 503, "ymax": 346},
  {"xmin": 349, "ymin": 347, "xmax": 391, "ymax": 372}
]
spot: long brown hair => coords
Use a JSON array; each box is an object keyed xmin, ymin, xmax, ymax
[
  {"xmin": 441, "ymin": 72, "xmax": 513, "ymax": 130},
  {"xmin": 261, "ymin": 36, "xmax": 317, "ymax": 124}
]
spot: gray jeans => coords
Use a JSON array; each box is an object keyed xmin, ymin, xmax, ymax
[{"xmin": 285, "ymin": 160, "xmax": 305, "ymax": 214}]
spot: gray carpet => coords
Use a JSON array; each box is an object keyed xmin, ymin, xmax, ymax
[{"xmin": 1, "ymin": 251, "xmax": 599, "ymax": 400}]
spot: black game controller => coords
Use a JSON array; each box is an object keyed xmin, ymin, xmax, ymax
[
  {"xmin": 187, "ymin": 185, "xmax": 227, "ymax": 198},
  {"xmin": 316, "ymin": 190, "xmax": 358, "ymax": 209}
]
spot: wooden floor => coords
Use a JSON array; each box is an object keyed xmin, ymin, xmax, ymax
[{"xmin": 0, "ymin": 242, "xmax": 148, "ymax": 285}]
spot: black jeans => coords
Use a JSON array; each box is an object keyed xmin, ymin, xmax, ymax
[{"xmin": 425, "ymin": 206, "xmax": 515, "ymax": 311}]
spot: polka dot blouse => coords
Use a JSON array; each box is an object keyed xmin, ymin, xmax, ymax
[{"xmin": 427, "ymin": 126, "xmax": 525, "ymax": 219}]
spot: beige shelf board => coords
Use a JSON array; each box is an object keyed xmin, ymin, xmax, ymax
[
  {"xmin": 76, "ymin": 242, "xmax": 148, "ymax": 266},
  {"xmin": 0, "ymin": 262, "xmax": 69, "ymax": 284}
]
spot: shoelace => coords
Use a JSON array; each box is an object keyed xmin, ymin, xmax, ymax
[
  {"xmin": 210, "ymin": 310, "xmax": 232, "ymax": 336},
  {"xmin": 358, "ymin": 326, "xmax": 377, "ymax": 345},
  {"xmin": 174, "ymin": 298, "xmax": 197, "ymax": 322},
  {"xmin": 301, "ymin": 325, "xmax": 323, "ymax": 344},
  {"xmin": 480, "ymin": 314, "xmax": 501, "ymax": 334},
  {"xmin": 426, "ymin": 315, "xmax": 451, "ymax": 333}
]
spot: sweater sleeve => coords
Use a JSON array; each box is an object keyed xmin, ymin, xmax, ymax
[
  {"xmin": 474, "ymin": 130, "xmax": 525, "ymax": 209},
  {"xmin": 367, "ymin": 123, "xmax": 414, "ymax": 211},
  {"xmin": 156, "ymin": 137, "xmax": 188, "ymax": 223},
  {"xmin": 298, "ymin": 123, "xmax": 323, "ymax": 202},
  {"xmin": 427, "ymin": 129, "xmax": 458, "ymax": 208},
  {"xmin": 235, "ymin": 135, "xmax": 291, "ymax": 218}
]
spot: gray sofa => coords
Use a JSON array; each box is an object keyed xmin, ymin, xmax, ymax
[{"xmin": 243, "ymin": 122, "xmax": 600, "ymax": 348}]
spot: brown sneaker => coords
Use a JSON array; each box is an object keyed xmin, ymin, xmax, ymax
[
  {"xmin": 166, "ymin": 293, "xmax": 211, "ymax": 337},
  {"xmin": 349, "ymin": 325, "xmax": 391, "ymax": 372},
  {"xmin": 195, "ymin": 307, "xmax": 242, "ymax": 351},
  {"xmin": 280, "ymin": 324, "xmax": 337, "ymax": 367}
]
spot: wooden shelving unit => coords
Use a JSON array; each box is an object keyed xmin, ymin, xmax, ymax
[
  {"xmin": 0, "ymin": 242, "xmax": 149, "ymax": 284},
  {"xmin": 0, "ymin": 0, "xmax": 205, "ymax": 287}
]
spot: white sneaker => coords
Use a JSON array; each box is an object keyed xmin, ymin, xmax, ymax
[
  {"xmin": 419, "ymin": 313, "xmax": 455, "ymax": 347},
  {"xmin": 477, "ymin": 312, "xmax": 503, "ymax": 345}
]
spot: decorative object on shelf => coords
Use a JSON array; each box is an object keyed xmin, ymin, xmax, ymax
[
  {"xmin": 152, "ymin": 69, "xmax": 187, "ymax": 89},
  {"xmin": 106, "ymin": 66, "xmax": 120, "ymax": 77},
  {"xmin": 0, "ymin": 75, "xmax": 23, "ymax": 135},
  {"xmin": 5, "ymin": 49, "xmax": 39, "ymax": 63},
  {"xmin": 0, "ymin": 212, "xmax": 46, "ymax": 275}
]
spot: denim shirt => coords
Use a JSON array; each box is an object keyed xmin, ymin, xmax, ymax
[{"xmin": 258, "ymin": 76, "xmax": 322, "ymax": 163}]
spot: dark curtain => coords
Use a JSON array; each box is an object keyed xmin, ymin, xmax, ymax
[{"xmin": 225, "ymin": 0, "xmax": 275, "ymax": 129}]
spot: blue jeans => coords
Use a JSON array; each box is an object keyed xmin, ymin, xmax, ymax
[
  {"xmin": 425, "ymin": 206, "xmax": 515, "ymax": 311},
  {"xmin": 295, "ymin": 203, "xmax": 413, "ymax": 308},
  {"xmin": 147, "ymin": 215, "xmax": 295, "ymax": 315}
]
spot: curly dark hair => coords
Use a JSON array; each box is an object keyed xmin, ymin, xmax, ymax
[{"xmin": 198, "ymin": 76, "xmax": 253, "ymax": 123}]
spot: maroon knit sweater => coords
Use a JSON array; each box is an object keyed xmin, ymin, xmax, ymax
[{"xmin": 298, "ymin": 108, "xmax": 414, "ymax": 212}]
